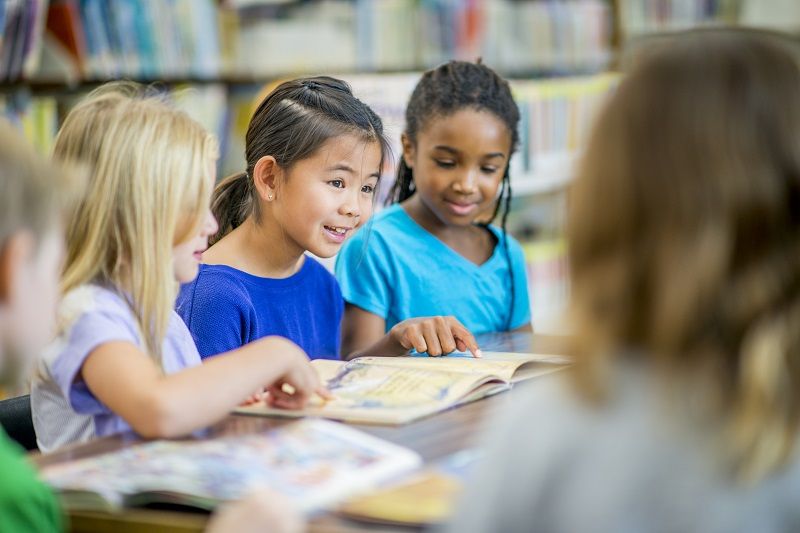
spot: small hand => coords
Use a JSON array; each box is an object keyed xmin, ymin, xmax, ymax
[
  {"xmin": 206, "ymin": 488, "xmax": 303, "ymax": 533},
  {"xmin": 267, "ymin": 346, "xmax": 332, "ymax": 410},
  {"xmin": 389, "ymin": 316, "xmax": 481, "ymax": 357}
]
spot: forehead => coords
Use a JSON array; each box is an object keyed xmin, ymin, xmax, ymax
[
  {"xmin": 304, "ymin": 133, "xmax": 383, "ymax": 170},
  {"xmin": 417, "ymin": 109, "xmax": 512, "ymax": 154}
]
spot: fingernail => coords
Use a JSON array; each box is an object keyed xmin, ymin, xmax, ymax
[{"xmin": 475, "ymin": 349, "xmax": 483, "ymax": 358}]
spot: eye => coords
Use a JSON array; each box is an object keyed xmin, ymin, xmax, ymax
[
  {"xmin": 434, "ymin": 159, "xmax": 456, "ymax": 169},
  {"xmin": 328, "ymin": 179, "xmax": 345, "ymax": 189},
  {"xmin": 361, "ymin": 184, "xmax": 375, "ymax": 194},
  {"xmin": 481, "ymin": 166, "xmax": 499, "ymax": 174}
]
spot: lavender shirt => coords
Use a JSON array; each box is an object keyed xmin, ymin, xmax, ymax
[{"xmin": 31, "ymin": 285, "xmax": 201, "ymax": 452}]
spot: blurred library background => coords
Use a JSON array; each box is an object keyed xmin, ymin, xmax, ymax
[{"xmin": 2, "ymin": 0, "xmax": 798, "ymax": 332}]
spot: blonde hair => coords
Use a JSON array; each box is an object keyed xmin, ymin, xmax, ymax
[
  {"xmin": 568, "ymin": 29, "xmax": 800, "ymax": 483},
  {"xmin": 54, "ymin": 83, "xmax": 218, "ymax": 361}
]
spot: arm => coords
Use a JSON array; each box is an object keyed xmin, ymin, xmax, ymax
[
  {"xmin": 81, "ymin": 336, "xmax": 327, "ymax": 439},
  {"xmin": 341, "ymin": 304, "xmax": 481, "ymax": 361}
]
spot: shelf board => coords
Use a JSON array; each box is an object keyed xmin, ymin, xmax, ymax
[{"xmin": 0, "ymin": 66, "xmax": 614, "ymax": 94}]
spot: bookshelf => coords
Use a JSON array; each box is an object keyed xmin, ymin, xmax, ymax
[{"xmin": 6, "ymin": 0, "xmax": 795, "ymax": 332}]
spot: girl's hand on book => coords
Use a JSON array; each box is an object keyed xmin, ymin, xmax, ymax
[
  {"xmin": 207, "ymin": 488, "xmax": 303, "ymax": 533},
  {"xmin": 266, "ymin": 343, "xmax": 332, "ymax": 410},
  {"xmin": 390, "ymin": 316, "xmax": 482, "ymax": 358},
  {"xmin": 240, "ymin": 388, "xmax": 267, "ymax": 406}
]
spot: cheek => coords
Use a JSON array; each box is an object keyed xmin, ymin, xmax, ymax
[
  {"xmin": 480, "ymin": 177, "xmax": 503, "ymax": 201},
  {"xmin": 361, "ymin": 198, "xmax": 376, "ymax": 222}
]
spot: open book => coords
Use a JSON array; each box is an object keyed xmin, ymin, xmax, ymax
[
  {"xmin": 38, "ymin": 419, "xmax": 421, "ymax": 514},
  {"xmin": 236, "ymin": 351, "xmax": 568, "ymax": 425}
]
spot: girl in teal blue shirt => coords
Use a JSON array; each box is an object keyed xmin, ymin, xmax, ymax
[{"xmin": 336, "ymin": 61, "xmax": 532, "ymax": 357}]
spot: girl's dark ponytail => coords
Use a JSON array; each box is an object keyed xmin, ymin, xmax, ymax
[{"xmin": 210, "ymin": 171, "xmax": 254, "ymax": 245}]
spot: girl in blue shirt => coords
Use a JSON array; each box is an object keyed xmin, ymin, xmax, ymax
[
  {"xmin": 336, "ymin": 61, "xmax": 532, "ymax": 356},
  {"xmin": 178, "ymin": 77, "xmax": 479, "ymax": 361}
]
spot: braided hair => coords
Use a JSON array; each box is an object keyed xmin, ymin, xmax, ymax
[{"xmin": 389, "ymin": 61, "xmax": 521, "ymax": 331}]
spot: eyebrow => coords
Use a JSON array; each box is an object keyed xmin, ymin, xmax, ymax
[
  {"xmin": 433, "ymin": 145, "xmax": 506, "ymax": 160},
  {"xmin": 327, "ymin": 164, "xmax": 355, "ymax": 173}
]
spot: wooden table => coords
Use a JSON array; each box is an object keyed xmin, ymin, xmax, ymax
[{"xmin": 32, "ymin": 333, "xmax": 567, "ymax": 533}]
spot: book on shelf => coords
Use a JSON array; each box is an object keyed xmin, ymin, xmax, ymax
[
  {"xmin": 236, "ymin": 351, "xmax": 568, "ymax": 425},
  {"xmin": 39, "ymin": 419, "xmax": 422, "ymax": 515},
  {"xmin": 617, "ymin": 0, "xmax": 739, "ymax": 39},
  {"xmin": 38, "ymin": 0, "xmax": 222, "ymax": 82},
  {"xmin": 338, "ymin": 449, "xmax": 482, "ymax": 527},
  {"xmin": 0, "ymin": 91, "xmax": 58, "ymax": 154},
  {"xmin": 0, "ymin": 0, "xmax": 49, "ymax": 82}
]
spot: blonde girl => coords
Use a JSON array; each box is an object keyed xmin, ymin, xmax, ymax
[{"xmin": 31, "ymin": 84, "xmax": 327, "ymax": 454}]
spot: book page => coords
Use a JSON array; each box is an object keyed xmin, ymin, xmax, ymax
[
  {"xmin": 40, "ymin": 419, "xmax": 421, "ymax": 514},
  {"xmin": 238, "ymin": 360, "xmax": 502, "ymax": 424},
  {"xmin": 355, "ymin": 351, "xmax": 570, "ymax": 382}
]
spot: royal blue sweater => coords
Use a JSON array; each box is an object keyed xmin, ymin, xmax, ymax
[{"xmin": 176, "ymin": 258, "xmax": 343, "ymax": 360}]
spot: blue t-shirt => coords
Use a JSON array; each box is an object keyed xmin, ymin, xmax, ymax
[
  {"xmin": 176, "ymin": 257, "xmax": 343, "ymax": 360},
  {"xmin": 335, "ymin": 204, "xmax": 531, "ymax": 334}
]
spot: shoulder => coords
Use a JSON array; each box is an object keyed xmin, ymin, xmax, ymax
[
  {"xmin": 179, "ymin": 265, "xmax": 255, "ymax": 308},
  {"xmin": 338, "ymin": 206, "xmax": 412, "ymax": 267},
  {"xmin": 58, "ymin": 284, "xmax": 137, "ymax": 335},
  {"xmin": 346, "ymin": 205, "xmax": 411, "ymax": 247}
]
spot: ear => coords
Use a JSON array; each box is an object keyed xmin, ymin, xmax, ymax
[
  {"xmin": 400, "ymin": 133, "xmax": 416, "ymax": 169},
  {"xmin": 252, "ymin": 155, "xmax": 281, "ymax": 202},
  {"xmin": 0, "ymin": 232, "xmax": 34, "ymax": 305}
]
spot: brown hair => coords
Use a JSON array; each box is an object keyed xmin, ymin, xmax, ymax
[
  {"xmin": 211, "ymin": 76, "xmax": 390, "ymax": 245},
  {"xmin": 568, "ymin": 29, "xmax": 800, "ymax": 482}
]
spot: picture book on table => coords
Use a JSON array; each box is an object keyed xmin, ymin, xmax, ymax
[
  {"xmin": 236, "ymin": 351, "xmax": 569, "ymax": 425},
  {"xmin": 38, "ymin": 419, "xmax": 422, "ymax": 514},
  {"xmin": 338, "ymin": 449, "xmax": 483, "ymax": 527}
]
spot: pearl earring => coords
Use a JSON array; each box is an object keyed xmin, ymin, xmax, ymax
[{"xmin": 268, "ymin": 193, "xmax": 273, "ymax": 200}]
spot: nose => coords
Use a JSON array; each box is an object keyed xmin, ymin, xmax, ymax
[
  {"xmin": 339, "ymin": 191, "xmax": 361, "ymax": 220},
  {"xmin": 203, "ymin": 209, "xmax": 219, "ymax": 237},
  {"xmin": 452, "ymin": 170, "xmax": 478, "ymax": 195}
]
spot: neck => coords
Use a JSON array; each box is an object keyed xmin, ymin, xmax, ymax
[{"xmin": 236, "ymin": 215, "xmax": 306, "ymax": 278}]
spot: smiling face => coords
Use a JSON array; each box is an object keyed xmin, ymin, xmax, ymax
[
  {"xmin": 402, "ymin": 109, "xmax": 512, "ymax": 227},
  {"xmin": 269, "ymin": 134, "xmax": 382, "ymax": 258}
]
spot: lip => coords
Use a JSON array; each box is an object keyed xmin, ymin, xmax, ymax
[
  {"xmin": 443, "ymin": 200, "xmax": 479, "ymax": 217},
  {"xmin": 193, "ymin": 249, "xmax": 206, "ymax": 261},
  {"xmin": 323, "ymin": 225, "xmax": 353, "ymax": 244}
]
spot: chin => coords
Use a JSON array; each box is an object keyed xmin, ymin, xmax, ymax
[
  {"xmin": 175, "ymin": 266, "xmax": 199, "ymax": 284},
  {"xmin": 309, "ymin": 244, "xmax": 341, "ymax": 259}
]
